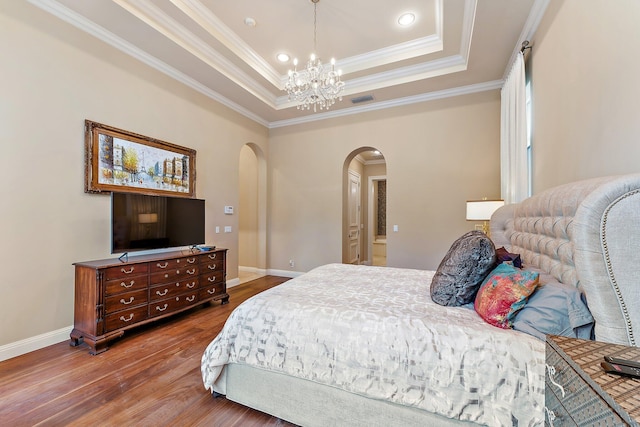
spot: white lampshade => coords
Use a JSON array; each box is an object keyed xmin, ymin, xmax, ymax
[{"xmin": 466, "ymin": 200, "xmax": 505, "ymax": 221}]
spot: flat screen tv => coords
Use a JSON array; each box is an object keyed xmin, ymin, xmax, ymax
[{"xmin": 111, "ymin": 192, "xmax": 205, "ymax": 253}]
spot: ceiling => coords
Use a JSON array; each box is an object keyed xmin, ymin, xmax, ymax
[{"xmin": 29, "ymin": 0, "xmax": 546, "ymax": 128}]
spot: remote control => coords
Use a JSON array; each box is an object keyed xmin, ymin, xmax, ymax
[
  {"xmin": 601, "ymin": 361, "xmax": 640, "ymax": 379},
  {"xmin": 604, "ymin": 355, "xmax": 640, "ymax": 369}
]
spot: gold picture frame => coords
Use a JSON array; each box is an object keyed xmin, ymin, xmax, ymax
[{"xmin": 84, "ymin": 120, "xmax": 196, "ymax": 197}]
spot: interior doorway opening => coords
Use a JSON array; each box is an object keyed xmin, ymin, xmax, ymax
[
  {"xmin": 369, "ymin": 177, "xmax": 387, "ymax": 266},
  {"xmin": 238, "ymin": 143, "xmax": 267, "ymax": 284},
  {"xmin": 342, "ymin": 148, "xmax": 387, "ymax": 265}
]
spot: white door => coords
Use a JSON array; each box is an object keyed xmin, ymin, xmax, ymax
[{"xmin": 347, "ymin": 170, "xmax": 361, "ymax": 264}]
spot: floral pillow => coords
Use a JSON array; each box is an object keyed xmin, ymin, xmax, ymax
[{"xmin": 474, "ymin": 263, "xmax": 539, "ymax": 328}]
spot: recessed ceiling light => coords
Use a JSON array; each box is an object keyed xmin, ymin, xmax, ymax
[
  {"xmin": 277, "ymin": 53, "xmax": 290, "ymax": 63},
  {"xmin": 398, "ymin": 12, "xmax": 415, "ymax": 27},
  {"xmin": 244, "ymin": 17, "xmax": 257, "ymax": 27}
]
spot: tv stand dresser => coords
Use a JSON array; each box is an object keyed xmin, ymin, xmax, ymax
[{"xmin": 70, "ymin": 248, "xmax": 228, "ymax": 355}]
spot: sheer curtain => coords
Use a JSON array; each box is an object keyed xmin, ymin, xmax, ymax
[{"xmin": 500, "ymin": 53, "xmax": 528, "ymax": 204}]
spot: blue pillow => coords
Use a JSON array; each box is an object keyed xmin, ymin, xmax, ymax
[{"xmin": 512, "ymin": 280, "xmax": 594, "ymax": 340}]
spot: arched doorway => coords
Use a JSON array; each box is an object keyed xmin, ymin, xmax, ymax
[
  {"xmin": 238, "ymin": 143, "xmax": 267, "ymax": 283},
  {"xmin": 342, "ymin": 148, "xmax": 387, "ymax": 265}
]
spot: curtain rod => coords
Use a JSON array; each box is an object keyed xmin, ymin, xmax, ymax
[{"xmin": 520, "ymin": 40, "xmax": 532, "ymax": 54}]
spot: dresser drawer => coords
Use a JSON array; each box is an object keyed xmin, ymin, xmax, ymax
[
  {"xmin": 150, "ymin": 256, "xmax": 198, "ymax": 273},
  {"xmin": 149, "ymin": 279, "xmax": 199, "ymax": 302},
  {"xmin": 149, "ymin": 291, "xmax": 199, "ymax": 318},
  {"xmin": 104, "ymin": 305, "xmax": 149, "ymax": 331},
  {"xmin": 150, "ymin": 265, "xmax": 199, "ymax": 285},
  {"xmin": 200, "ymin": 259, "xmax": 224, "ymax": 273},
  {"xmin": 105, "ymin": 275, "xmax": 148, "ymax": 296},
  {"xmin": 103, "ymin": 263, "xmax": 148, "ymax": 281},
  {"xmin": 200, "ymin": 251, "xmax": 223, "ymax": 264},
  {"xmin": 200, "ymin": 271, "xmax": 224, "ymax": 287},
  {"xmin": 199, "ymin": 283, "xmax": 225, "ymax": 300},
  {"xmin": 105, "ymin": 289, "xmax": 148, "ymax": 314}
]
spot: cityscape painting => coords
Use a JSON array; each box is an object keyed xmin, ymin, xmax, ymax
[{"xmin": 84, "ymin": 120, "xmax": 196, "ymax": 197}]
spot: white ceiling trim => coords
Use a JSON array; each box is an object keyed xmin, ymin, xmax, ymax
[
  {"xmin": 502, "ymin": 0, "xmax": 550, "ymax": 80},
  {"xmin": 28, "ymin": 0, "xmax": 516, "ymax": 129},
  {"xmin": 113, "ymin": 0, "xmax": 277, "ymax": 107},
  {"xmin": 168, "ymin": 0, "xmax": 283, "ymax": 88},
  {"xmin": 335, "ymin": 35, "xmax": 443, "ymax": 76},
  {"xmin": 275, "ymin": 54, "xmax": 468, "ymax": 110},
  {"xmin": 27, "ymin": 0, "xmax": 270, "ymax": 127},
  {"xmin": 269, "ymin": 80, "xmax": 503, "ymax": 129}
]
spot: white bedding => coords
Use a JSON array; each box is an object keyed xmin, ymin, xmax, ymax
[{"xmin": 201, "ymin": 263, "xmax": 545, "ymax": 426}]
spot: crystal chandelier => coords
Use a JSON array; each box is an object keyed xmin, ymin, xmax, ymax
[{"xmin": 284, "ymin": 0, "xmax": 345, "ymax": 112}]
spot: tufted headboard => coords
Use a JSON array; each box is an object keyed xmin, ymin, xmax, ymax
[{"xmin": 491, "ymin": 174, "xmax": 640, "ymax": 347}]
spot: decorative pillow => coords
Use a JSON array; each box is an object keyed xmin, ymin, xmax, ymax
[
  {"xmin": 474, "ymin": 263, "xmax": 539, "ymax": 328},
  {"xmin": 512, "ymin": 281, "xmax": 594, "ymax": 340},
  {"xmin": 495, "ymin": 246, "xmax": 522, "ymax": 268},
  {"xmin": 430, "ymin": 230, "xmax": 496, "ymax": 306}
]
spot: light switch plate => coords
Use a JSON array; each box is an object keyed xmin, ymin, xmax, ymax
[
  {"xmin": 224, "ymin": 206, "xmax": 234, "ymax": 214},
  {"xmin": 224, "ymin": 226, "xmax": 232, "ymax": 233}
]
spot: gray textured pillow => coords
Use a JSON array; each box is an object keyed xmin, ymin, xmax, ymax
[{"xmin": 430, "ymin": 230, "xmax": 496, "ymax": 306}]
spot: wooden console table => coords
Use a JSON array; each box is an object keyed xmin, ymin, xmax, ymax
[{"xmin": 70, "ymin": 248, "xmax": 228, "ymax": 355}]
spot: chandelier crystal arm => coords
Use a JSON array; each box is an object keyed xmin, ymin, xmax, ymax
[{"xmin": 284, "ymin": 0, "xmax": 345, "ymax": 112}]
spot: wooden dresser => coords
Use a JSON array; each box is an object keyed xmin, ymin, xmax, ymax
[
  {"xmin": 70, "ymin": 248, "xmax": 228, "ymax": 355},
  {"xmin": 545, "ymin": 335, "xmax": 640, "ymax": 426}
]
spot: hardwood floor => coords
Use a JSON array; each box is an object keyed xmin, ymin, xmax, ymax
[{"xmin": 0, "ymin": 276, "xmax": 297, "ymax": 427}]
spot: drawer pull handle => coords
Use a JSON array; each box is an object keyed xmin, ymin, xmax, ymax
[
  {"xmin": 208, "ymin": 264, "xmax": 217, "ymax": 270},
  {"xmin": 208, "ymin": 276, "xmax": 217, "ymax": 282},
  {"xmin": 120, "ymin": 296, "xmax": 134, "ymax": 305},
  {"xmin": 157, "ymin": 262, "xmax": 169, "ymax": 269},
  {"xmin": 545, "ymin": 364, "xmax": 565, "ymax": 398},
  {"xmin": 186, "ymin": 282, "xmax": 196, "ymax": 289},
  {"xmin": 121, "ymin": 267, "xmax": 134, "ymax": 274},
  {"xmin": 544, "ymin": 407, "xmax": 556, "ymax": 427},
  {"xmin": 156, "ymin": 289, "xmax": 169, "ymax": 296},
  {"xmin": 207, "ymin": 288, "xmax": 216, "ymax": 294},
  {"xmin": 187, "ymin": 258, "xmax": 196, "ymax": 264},
  {"xmin": 120, "ymin": 281, "xmax": 135, "ymax": 289},
  {"xmin": 186, "ymin": 295, "xmax": 196, "ymax": 302},
  {"xmin": 208, "ymin": 254, "xmax": 217, "ymax": 259},
  {"xmin": 187, "ymin": 268, "xmax": 196, "ymax": 275},
  {"xmin": 119, "ymin": 314, "xmax": 134, "ymax": 322},
  {"xmin": 156, "ymin": 304, "xmax": 168, "ymax": 312}
]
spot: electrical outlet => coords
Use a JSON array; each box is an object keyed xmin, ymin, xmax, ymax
[{"xmin": 289, "ymin": 259, "xmax": 294, "ymax": 268}]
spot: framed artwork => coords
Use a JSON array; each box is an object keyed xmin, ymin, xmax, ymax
[{"xmin": 84, "ymin": 120, "xmax": 196, "ymax": 197}]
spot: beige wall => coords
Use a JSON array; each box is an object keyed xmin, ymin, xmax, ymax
[
  {"xmin": 239, "ymin": 145, "xmax": 259, "ymax": 267},
  {"xmin": 268, "ymin": 91, "xmax": 502, "ymax": 272},
  {"xmin": 0, "ymin": 2, "xmax": 268, "ymax": 347},
  {"xmin": 530, "ymin": 0, "xmax": 640, "ymax": 191}
]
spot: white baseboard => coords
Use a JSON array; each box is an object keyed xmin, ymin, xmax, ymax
[
  {"xmin": 226, "ymin": 277, "xmax": 241, "ymax": 288},
  {"xmin": 0, "ymin": 326, "xmax": 73, "ymax": 362},
  {"xmin": 267, "ymin": 268, "xmax": 304, "ymax": 278},
  {"xmin": 238, "ymin": 265, "xmax": 267, "ymax": 275},
  {"xmin": 1, "ymin": 268, "xmax": 302, "ymax": 362}
]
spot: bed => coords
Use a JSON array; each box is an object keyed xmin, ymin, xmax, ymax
[{"xmin": 201, "ymin": 173, "xmax": 640, "ymax": 426}]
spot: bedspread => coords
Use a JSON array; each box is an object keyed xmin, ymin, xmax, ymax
[{"xmin": 201, "ymin": 264, "xmax": 545, "ymax": 426}]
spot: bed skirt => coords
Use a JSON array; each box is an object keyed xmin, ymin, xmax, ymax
[{"xmin": 216, "ymin": 363, "xmax": 480, "ymax": 427}]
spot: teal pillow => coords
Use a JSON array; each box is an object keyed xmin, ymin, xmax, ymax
[{"xmin": 474, "ymin": 263, "xmax": 539, "ymax": 328}]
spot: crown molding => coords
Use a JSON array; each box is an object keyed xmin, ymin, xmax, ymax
[
  {"xmin": 28, "ymin": 0, "xmax": 519, "ymax": 130},
  {"xmin": 112, "ymin": 0, "xmax": 277, "ymax": 106},
  {"xmin": 169, "ymin": 0, "xmax": 283, "ymax": 87},
  {"xmin": 27, "ymin": 0, "xmax": 270, "ymax": 127},
  {"xmin": 269, "ymin": 80, "xmax": 503, "ymax": 129}
]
